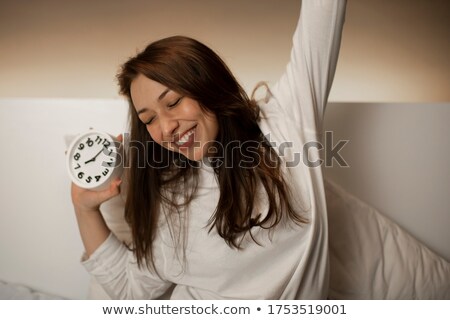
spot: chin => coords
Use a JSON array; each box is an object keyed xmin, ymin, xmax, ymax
[
  {"xmin": 186, "ymin": 145, "xmax": 211, "ymax": 162},
  {"xmin": 183, "ymin": 151, "xmax": 204, "ymax": 162},
  {"xmin": 172, "ymin": 141, "xmax": 213, "ymax": 162}
]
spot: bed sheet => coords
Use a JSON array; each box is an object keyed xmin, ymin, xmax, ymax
[
  {"xmin": 0, "ymin": 279, "xmax": 65, "ymax": 300},
  {"xmin": 326, "ymin": 179, "xmax": 450, "ymax": 299}
]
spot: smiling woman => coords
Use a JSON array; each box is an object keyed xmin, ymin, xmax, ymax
[
  {"xmin": 116, "ymin": 35, "xmax": 304, "ymax": 273},
  {"xmin": 130, "ymin": 74, "xmax": 219, "ymax": 161},
  {"xmin": 70, "ymin": 0, "xmax": 348, "ymax": 299}
]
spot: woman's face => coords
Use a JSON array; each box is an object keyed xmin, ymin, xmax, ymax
[{"xmin": 130, "ymin": 74, "xmax": 219, "ymax": 161}]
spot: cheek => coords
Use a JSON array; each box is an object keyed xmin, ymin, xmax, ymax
[{"xmin": 184, "ymin": 101, "xmax": 205, "ymax": 118}]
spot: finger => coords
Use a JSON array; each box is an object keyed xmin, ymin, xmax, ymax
[
  {"xmin": 117, "ymin": 133, "xmax": 123, "ymax": 143},
  {"xmin": 94, "ymin": 179, "xmax": 122, "ymax": 203},
  {"xmin": 112, "ymin": 178, "xmax": 122, "ymax": 190}
]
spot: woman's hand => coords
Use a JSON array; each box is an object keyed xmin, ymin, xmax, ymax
[
  {"xmin": 71, "ymin": 178, "xmax": 122, "ymax": 213},
  {"xmin": 70, "ymin": 134, "xmax": 124, "ymax": 257}
]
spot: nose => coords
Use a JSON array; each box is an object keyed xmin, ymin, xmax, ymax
[{"xmin": 160, "ymin": 115, "xmax": 179, "ymax": 140}]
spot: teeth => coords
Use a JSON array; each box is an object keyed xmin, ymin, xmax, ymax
[{"xmin": 175, "ymin": 128, "xmax": 195, "ymax": 146}]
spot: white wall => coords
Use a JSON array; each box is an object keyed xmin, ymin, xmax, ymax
[
  {"xmin": 0, "ymin": 99, "xmax": 128, "ymax": 299},
  {"xmin": 1, "ymin": 0, "xmax": 449, "ymax": 102}
]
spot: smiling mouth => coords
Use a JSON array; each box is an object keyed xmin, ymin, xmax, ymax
[{"xmin": 175, "ymin": 126, "xmax": 196, "ymax": 147}]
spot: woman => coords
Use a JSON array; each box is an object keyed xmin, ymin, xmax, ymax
[{"xmin": 71, "ymin": 0, "xmax": 347, "ymax": 299}]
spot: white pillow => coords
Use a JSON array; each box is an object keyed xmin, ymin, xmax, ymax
[{"xmin": 325, "ymin": 179, "xmax": 450, "ymax": 299}]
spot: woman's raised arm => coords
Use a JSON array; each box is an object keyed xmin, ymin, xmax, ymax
[{"xmin": 271, "ymin": 0, "xmax": 346, "ymax": 134}]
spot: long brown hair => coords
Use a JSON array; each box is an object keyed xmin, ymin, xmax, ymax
[{"xmin": 117, "ymin": 36, "xmax": 306, "ymax": 269}]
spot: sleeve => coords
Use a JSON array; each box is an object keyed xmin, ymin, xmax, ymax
[
  {"xmin": 270, "ymin": 0, "xmax": 346, "ymax": 135},
  {"xmin": 82, "ymin": 232, "xmax": 172, "ymax": 299}
]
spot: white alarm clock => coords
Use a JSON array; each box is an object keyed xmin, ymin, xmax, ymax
[{"xmin": 66, "ymin": 131, "xmax": 124, "ymax": 191}]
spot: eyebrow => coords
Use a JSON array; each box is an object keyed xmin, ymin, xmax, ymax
[{"xmin": 137, "ymin": 88, "xmax": 170, "ymax": 115}]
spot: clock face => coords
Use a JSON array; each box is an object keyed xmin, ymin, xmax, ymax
[{"xmin": 67, "ymin": 132, "xmax": 122, "ymax": 190}]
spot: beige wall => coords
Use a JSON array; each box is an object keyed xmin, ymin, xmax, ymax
[{"xmin": 1, "ymin": 0, "xmax": 449, "ymax": 102}]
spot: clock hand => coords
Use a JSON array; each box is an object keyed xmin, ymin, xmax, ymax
[{"xmin": 84, "ymin": 146, "xmax": 107, "ymax": 164}]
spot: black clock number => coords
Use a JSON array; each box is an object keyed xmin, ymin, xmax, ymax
[
  {"xmin": 95, "ymin": 135, "xmax": 111, "ymax": 149},
  {"xmin": 71, "ymin": 135, "xmax": 117, "ymax": 185},
  {"xmin": 86, "ymin": 138, "xmax": 94, "ymax": 147}
]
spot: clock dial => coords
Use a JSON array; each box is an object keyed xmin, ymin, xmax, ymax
[{"xmin": 67, "ymin": 131, "xmax": 123, "ymax": 190}]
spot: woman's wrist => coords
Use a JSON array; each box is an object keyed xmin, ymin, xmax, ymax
[
  {"xmin": 73, "ymin": 204, "xmax": 101, "ymax": 216},
  {"xmin": 73, "ymin": 204, "xmax": 110, "ymax": 257}
]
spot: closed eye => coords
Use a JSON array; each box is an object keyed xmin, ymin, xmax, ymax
[
  {"xmin": 145, "ymin": 116, "xmax": 155, "ymax": 125},
  {"xmin": 168, "ymin": 97, "xmax": 182, "ymax": 108},
  {"xmin": 143, "ymin": 96, "xmax": 182, "ymax": 125}
]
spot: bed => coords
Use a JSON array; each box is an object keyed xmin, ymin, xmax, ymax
[{"xmin": 0, "ymin": 99, "xmax": 448, "ymax": 299}]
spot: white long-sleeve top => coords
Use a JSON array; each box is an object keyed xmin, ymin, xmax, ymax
[{"xmin": 82, "ymin": 0, "xmax": 346, "ymax": 299}]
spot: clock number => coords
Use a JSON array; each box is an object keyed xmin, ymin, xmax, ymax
[
  {"xmin": 78, "ymin": 143, "xmax": 85, "ymax": 150},
  {"xmin": 74, "ymin": 163, "xmax": 81, "ymax": 170},
  {"xmin": 95, "ymin": 175, "xmax": 101, "ymax": 182},
  {"xmin": 95, "ymin": 136, "xmax": 113, "ymax": 149},
  {"xmin": 74, "ymin": 153, "xmax": 81, "ymax": 161},
  {"xmin": 78, "ymin": 172, "xmax": 84, "ymax": 179},
  {"xmin": 86, "ymin": 138, "xmax": 94, "ymax": 147},
  {"xmin": 85, "ymin": 176, "xmax": 92, "ymax": 183},
  {"xmin": 102, "ymin": 168, "xmax": 109, "ymax": 176},
  {"xmin": 95, "ymin": 136, "xmax": 102, "ymax": 144}
]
